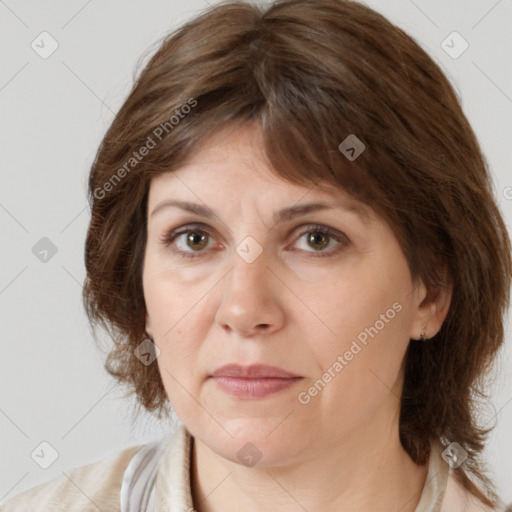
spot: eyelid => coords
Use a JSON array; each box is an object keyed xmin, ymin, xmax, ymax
[
  {"xmin": 286, "ymin": 223, "xmax": 349, "ymax": 257},
  {"xmin": 160, "ymin": 222, "xmax": 220, "ymax": 249},
  {"xmin": 159, "ymin": 222, "xmax": 349, "ymax": 259}
]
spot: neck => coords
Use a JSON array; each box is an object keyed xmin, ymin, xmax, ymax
[{"xmin": 190, "ymin": 418, "xmax": 429, "ymax": 512}]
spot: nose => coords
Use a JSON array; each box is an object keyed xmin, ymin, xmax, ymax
[{"xmin": 214, "ymin": 249, "xmax": 286, "ymax": 337}]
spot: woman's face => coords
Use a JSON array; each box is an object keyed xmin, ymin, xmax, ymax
[{"xmin": 143, "ymin": 122, "xmax": 438, "ymax": 466}]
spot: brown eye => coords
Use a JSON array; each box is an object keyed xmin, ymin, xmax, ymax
[
  {"xmin": 161, "ymin": 223, "xmax": 348, "ymax": 260},
  {"xmin": 307, "ymin": 231, "xmax": 330, "ymax": 251},
  {"xmin": 185, "ymin": 231, "xmax": 209, "ymax": 251},
  {"xmin": 160, "ymin": 224, "xmax": 215, "ymax": 259},
  {"xmin": 292, "ymin": 225, "xmax": 347, "ymax": 257}
]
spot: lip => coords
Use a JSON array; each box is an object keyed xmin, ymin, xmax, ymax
[
  {"xmin": 211, "ymin": 363, "xmax": 300, "ymax": 379},
  {"xmin": 210, "ymin": 364, "xmax": 302, "ymax": 399}
]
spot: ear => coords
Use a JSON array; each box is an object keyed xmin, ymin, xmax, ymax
[
  {"xmin": 145, "ymin": 312, "xmax": 153, "ymax": 340},
  {"xmin": 409, "ymin": 277, "xmax": 452, "ymax": 341}
]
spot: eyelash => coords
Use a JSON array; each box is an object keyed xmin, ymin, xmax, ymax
[{"xmin": 159, "ymin": 223, "xmax": 349, "ymax": 260}]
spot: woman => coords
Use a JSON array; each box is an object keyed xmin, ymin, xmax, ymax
[{"xmin": 3, "ymin": 0, "xmax": 510, "ymax": 510}]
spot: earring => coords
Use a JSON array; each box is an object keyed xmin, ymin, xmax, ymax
[{"xmin": 420, "ymin": 323, "xmax": 427, "ymax": 342}]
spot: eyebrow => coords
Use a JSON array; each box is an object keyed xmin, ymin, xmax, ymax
[{"xmin": 150, "ymin": 199, "xmax": 371, "ymax": 225}]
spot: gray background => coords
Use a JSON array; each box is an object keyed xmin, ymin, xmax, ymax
[{"xmin": 1, "ymin": 0, "xmax": 511, "ymax": 505}]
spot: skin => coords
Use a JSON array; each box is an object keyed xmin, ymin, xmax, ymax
[{"xmin": 143, "ymin": 122, "xmax": 452, "ymax": 512}]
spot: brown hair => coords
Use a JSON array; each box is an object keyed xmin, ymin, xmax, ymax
[{"xmin": 83, "ymin": 0, "xmax": 511, "ymax": 506}]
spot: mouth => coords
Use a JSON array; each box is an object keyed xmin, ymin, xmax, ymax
[{"xmin": 209, "ymin": 364, "xmax": 303, "ymax": 399}]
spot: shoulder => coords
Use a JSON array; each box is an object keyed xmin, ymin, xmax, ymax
[
  {"xmin": 1, "ymin": 443, "xmax": 144, "ymax": 512},
  {"xmin": 441, "ymin": 470, "xmax": 508, "ymax": 512}
]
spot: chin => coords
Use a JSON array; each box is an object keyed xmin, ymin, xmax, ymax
[{"xmin": 195, "ymin": 419, "xmax": 311, "ymax": 468}]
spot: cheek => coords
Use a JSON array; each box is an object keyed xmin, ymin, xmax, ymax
[
  {"xmin": 303, "ymin": 262, "xmax": 413, "ymax": 406},
  {"xmin": 143, "ymin": 252, "xmax": 209, "ymax": 337},
  {"xmin": 149, "ymin": 294, "xmax": 205, "ymax": 421},
  {"xmin": 310, "ymin": 272, "xmax": 409, "ymax": 355},
  {"xmin": 143, "ymin": 267, "xmax": 208, "ymax": 394}
]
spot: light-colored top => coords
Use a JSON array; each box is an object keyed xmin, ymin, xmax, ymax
[{"xmin": 1, "ymin": 424, "xmax": 507, "ymax": 511}]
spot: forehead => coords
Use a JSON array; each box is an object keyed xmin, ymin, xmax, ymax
[
  {"xmin": 148, "ymin": 176, "xmax": 374, "ymax": 231},
  {"xmin": 148, "ymin": 122, "xmax": 371, "ymax": 216}
]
